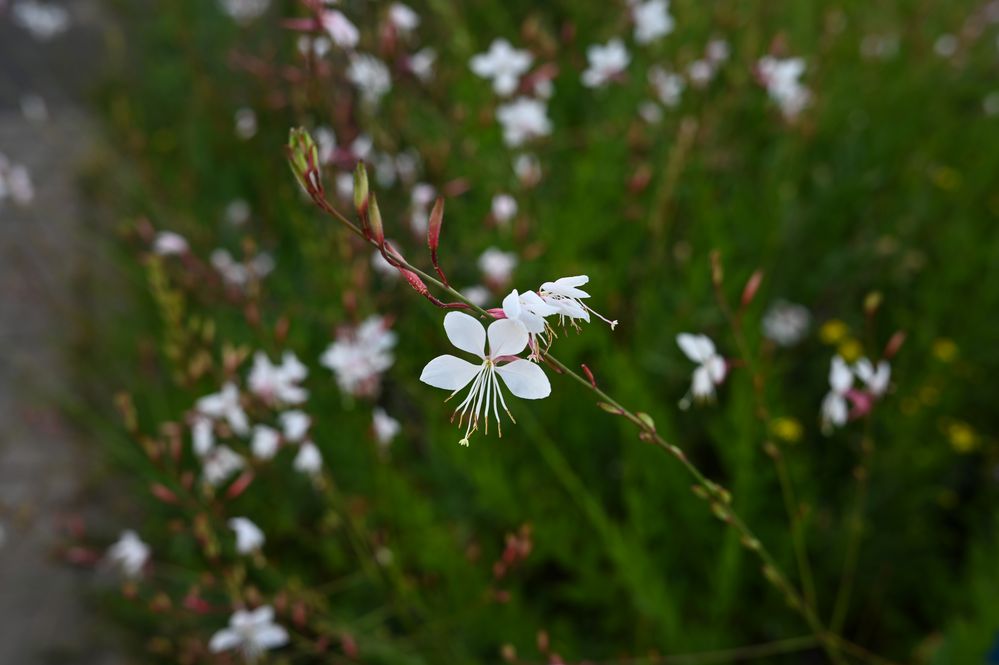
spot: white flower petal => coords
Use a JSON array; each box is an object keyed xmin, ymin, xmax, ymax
[
  {"xmin": 496, "ymin": 359, "xmax": 551, "ymax": 399},
  {"xmin": 829, "ymin": 356, "xmax": 853, "ymax": 393},
  {"xmin": 677, "ymin": 333, "xmax": 715, "ymax": 363},
  {"xmin": 692, "ymin": 366, "xmax": 715, "ymax": 399},
  {"xmin": 420, "ymin": 355, "xmax": 482, "ymax": 390},
  {"xmin": 502, "ymin": 289, "xmax": 522, "ymax": 320},
  {"xmin": 487, "ymin": 319, "xmax": 529, "ymax": 357},
  {"xmin": 255, "ymin": 624, "xmax": 290, "ymax": 649},
  {"xmin": 209, "ymin": 629, "xmax": 241, "ymax": 653},
  {"xmin": 443, "ymin": 311, "xmax": 486, "ymax": 357}
]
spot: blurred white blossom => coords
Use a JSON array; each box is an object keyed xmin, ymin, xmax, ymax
[
  {"xmin": 107, "ymin": 530, "xmax": 150, "ymax": 579},
  {"xmin": 470, "ymin": 39, "xmax": 533, "ymax": 96},
  {"xmin": 293, "ymin": 441, "xmax": 323, "ymax": 475},
  {"xmin": 152, "ymin": 231, "xmax": 189, "ymax": 256},
  {"xmin": 649, "ymin": 66, "xmax": 684, "ymax": 107},
  {"xmin": 677, "ymin": 333, "xmax": 726, "ymax": 408},
  {"xmin": 757, "ymin": 56, "xmax": 811, "ymax": 119},
  {"xmin": 248, "ymin": 351, "xmax": 308, "ymax": 406},
  {"xmin": 478, "ymin": 247, "xmax": 518, "ymax": 288},
  {"xmin": 348, "ymin": 54, "xmax": 392, "ymax": 106},
  {"xmin": 209, "ymin": 606, "xmax": 288, "ymax": 659},
  {"xmin": 491, "ymin": 194, "xmax": 518, "ymax": 224},
  {"xmin": 320, "ymin": 316, "xmax": 397, "ymax": 397},
  {"xmin": 496, "ymin": 98, "xmax": 552, "ymax": 147},
  {"xmin": 373, "ymin": 407, "xmax": 401, "ymax": 447},
  {"xmin": 251, "ymin": 425, "xmax": 281, "ymax": 460},
  {"xmin": 203, "ymin": 445, "xmax": 246, "ymax": 486},
  {"xmin": 279, "ymin": 410, "xmax": 311, "ymax": 443},
  {"xmin": 321, "ymin": 9, "xmax": 359, "ymax": 49},
  {"xmin": 762, "ymin": 301, "xmax": 811, "ymax": 347},
  {"xmin": 228, "ymin": 517, "xmax": 265, "ymax": 554},
  {"xmin": 632, "ymin": 0, "xmax": 674, "ymax": 45},
  {"xmin": 821, "ymin": 355, "xmax": 853, "ymax": 432},
  {"xmin": 11, "ymin": 1, "xmax": 70, "ymax": 40},
  {"xmin": 218, "ymin": 0, "xmax": 269, "ymax": 24},
  {"xmin": 582, "ymin": 39, "xmax": 630, "ymax": 88}
]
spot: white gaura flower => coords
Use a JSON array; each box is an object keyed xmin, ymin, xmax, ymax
[
  {"xmin": 761, "ymin": 300, "xmax": 811, "ymax": 347},
  {"xmin": 224, "ymin": 199, "xmax": 251, "ymax": 226},
  {"xmin": 209, "ymin": 606, "xmax": 289, "ymax": 660},
  {"xmin": 211, "ymin": 249, "xmax": 275, "ymax": 288},
  {"xmin": 248, "ymin": 351, "xmax": 308, "ymax": 406},
  {"xmin": 320, "ymin": 9, "xmax": 359, "ymax": 49},
  {"xmin": 219, "ymin": 0, "xmax": 270, "ymax": 24},
  {"xmin": 388, "ymin": 3, "xmax": 419, "ymax": 33},
  {"xmin": 373, "ymin": 407, "xmax": 401, "ymax": 446},
  {"xmin": 632, "ymin": 0, "xmax": 674, "ymax": 45},
  {"xmin": 420, "ymin": 313, "xmax": 551, "ymax": 445},
  {"xmin": 581, "ymin": 39, "xmax": 630, "ymax": 88},
  {"xmin": 251, "ymin": 425, "xmax": 281, "ymax": 460},
  {"xmin": 539, "ymin": 276, "xmax": 617, "ymax": 330},
  {"xmin": 320, "ymin": 315, "xmax": 397, "ymax": 397},
  {"xmin": 687, "ymin": 59, "xmax": 715, "ymax": 87},
  {"xmin": 293, "ymin": 441, "xmax": 322, "ymax": 475},
  {"xmin": 197, "ymin": 382, "xmax": 250, "ymax": 436},
  {"xmin": 107, "ymin": 530, "xmax": 150, "ymax": 579},
  {"xmin": 854, "ymin": 358, "xmax": 891, "ymax": 398},
  {"xmin": 496, "ymin": 97, "xmax": 552, "ymax": 148},
  {"xmin": 297, "ymin": 34, "xmax": 332, "ymax": 59},
  {"xmin": 821, "ymin": 355, "xmax": 853, "ymax": 432},
  {"xmin": 228, "ymin": 517, "xmax": 265, "ymax": 555},
  {"xmin": 502, "ymin": 289, "xmax": 558, "ymax": 358},
  {"xmin": 513, "ymin": 153, "xmax": 542, "ymax": 186},
  {"xmin": 203, "ymin": 445, "xmax": 246, "ymax": 486},
  {"xmin": 280, "ymin": 410, "xmax": 311, "ymax": 443},
  {"xmin": 462, "ymin": 285, "xmax": 491, "ymax": 307},
  {"xmin": 153, "ymin": 231, "xmax": 189, "ymax": 256},
  {"xmin": 347, "ymin": 54, "xmax": 392, "ymax": 107},
  {"xmin": 757, "ymin": 56, "xmax": 810, "ymax": 119},
  {"xmin": 677, "ymin": 333, "xmax": 726, "ymax": 408},
  {"xmin": 11, "ymin": 1, "xmax": 70, "ymax": 40},
  {"xmin": 191, "ymin": 416, "xmax": 215, "ymax": 456},
  {"xmin": 409, "ymin": 47, "xmax": 437, "ymax": 82},
  {"xmin": 706, "ymin": 38, "xmax": 730, "ymax": 64},
  {"xmin": 649, "ymin": 66, "xmax": 684, "ymax": 107},
  {"xmin": 491, "ymin": 193, "xmax": 518, "ymax": 225},
  {"xmin": 371, "ymin": 249, "xmax": 399, "ymax": 279},
  {"xmin": 470, "ymin": 39, "xmax": 533, "ymax": 96},
  {"xmin": 478, "ymin": 247, "xmax": 518, "ymax": 288},
  {"xmin": 234, "ymin": 107, "xmax": 258, "ymax": 140}
]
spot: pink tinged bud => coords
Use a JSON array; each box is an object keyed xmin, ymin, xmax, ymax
[
  {"xmin": 65, "ymin": 547, "xmax": 102, "ymax": 567},
  {"xmin": 150, "ymin": 483, "xmax": 179, "ymax": 505},
  {"xmin": 286, "ymin": 127, "xmax": 323, "ymax": 198},
  {"xmin": 183, "ymin": 593, "xmax": 213, "ymax": 614},
  {"xmin": 341, "ymin": 634, "xmax": 359, "ymax": 659},
  {"xmin": 225, "ymin": 471, "xmax": 255, "ymax": 499},
  {"xmin": 740, "ymin": 270, "xmax": 764, "ymax": 307},
  {"xmin": 581, "ymin": 364, "xmax": 597, "ymax": 388},
  {"xmin": 884, "ymin": 330, "xmax": 906, "ymax": 360},
  {"xmin": 427, "ymin": 197, "xmax": 449, "ymax": 286},
  {"xmin": 486, "ymin": 307, "xmax": 506, "ymax": 319}
]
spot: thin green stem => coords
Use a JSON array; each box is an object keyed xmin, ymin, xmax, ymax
[{"xmin": 830, "ymin": 431, "xmax": 873, "ymax": 634}]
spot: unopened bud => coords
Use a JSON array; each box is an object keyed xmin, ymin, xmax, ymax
[
  {"xmin": 710, "ymin": 250, "xmax": 724, "ymax": 286},
  {"xmin": 740, "ymin": 269, "xmax": 764, "ymax": 308},
  {"xmin": 286, "ymin": 127, "xmax": 321, "ymax": 195},
  {"xmin": 353, "ymin": 162, "xmax": 369, "ymax": 216},
  {"xmin": 368, "ymin": 193, "xmax": 384, "ymax": 244},
  {"xmin": 864, "ymin": 291, "xmax": 883, "ymax": 317},
  {"xmin": 884, "ymin": 330, "xmax": 906, "ymax": 359}
]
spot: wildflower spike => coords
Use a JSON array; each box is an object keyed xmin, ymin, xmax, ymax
[{"xmin": 286, "ymin": 127, "xmax": 323, "ymax": 198}]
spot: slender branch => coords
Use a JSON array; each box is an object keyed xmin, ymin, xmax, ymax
[{"xmin": 830, "ymin": 431, "xmax": 873, "ymax": 634}]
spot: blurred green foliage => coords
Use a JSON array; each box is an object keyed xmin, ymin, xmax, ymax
[{"xmin": 83, "ymin": 0, "xmax": 999, "ymax": 663}]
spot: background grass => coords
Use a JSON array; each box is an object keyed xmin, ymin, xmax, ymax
[{"xmin": 81, "ymin": 0, "xmax": 999, "ymax": 662}]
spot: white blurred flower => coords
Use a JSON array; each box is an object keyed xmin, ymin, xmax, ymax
[
  {"xmin": 649, "ymin": 66, "xmax": 684, "ymax": 107},
  {"xmin": 219, "ymin": 0, "xmax": 269, "ymax": 24},
  {"xmin": 336, "ymin": 172, "xmax": 355, "ymax": 201},
  {"xmin": 0, "ymin": 158, "xmax": 34, "ymax": 206},
  {"xmin": 209, "ymin": 606, "xmax": 288, "ymax": 659},
  {"xmin": 348, "ymin": 54, "xmax": 392, "ymax": 106},
  {"xmin": 320, "ymin": 315, "xmax": 397, "ymax": 397},
  {"xmin": 677, "ymin": 333, "xmax": 726, "ymax": 408},
  {"xmin": 197, "ymin": 382, "xmax": 250, "ymax": 436},
  {"xmin": 320, "ymin": 9, "xmax": 359, "ymax": 49},
  {"xmin": 934, "ymin": 34, "xmax": 958, "ymax": 58},
  {"xmin": 706, "ymin": 39, "xmax": 730, "ymax": 64},
  {"xmin": 293, "ymin": 441, "xmax": 323, "ymax": 475},
  {"xmin": 821, "ymin": 355, "xmax": 853, "ymax": 432},
  {"xmin": 152, "ymin": 231, "xmax": 189, "ymax": 256},
  {"xmin": 632, "ymin": 0, "xmax": 674, "ymax": 45},
  {"xmin": 478, "ymin": 247, "xmax": 517, "ymax": 287},
  {"xmin": 20, "ymin": 93, "xmax": 48, "ymax": 123},
  {"xmin": 107, "ymin": 530, "xmax": 150, "ymax": 579},
  {"xmin": 279, "ymin": 410, "xmax": 311, "ymax": 443},
  {"xmin": 687, "ymin": 59, "xmax": 714, "ymax": 87},
  {"xmin": 491, "ymin": 194, "xmax": 518, "ymax": 224},
  {"xmin": 350, "ymin": 134, "xmax": 374, "ymax": 160},
  {"xmin": 582, "ymin": 39, "xmax": 630, "ymax": 88},
  {"xmin": 251, "ymin": 425, "xmax": 281, "ymax": 460},
  {"xmin": 373, "ymin": 407, "xmax": 401, "ymax": 446},
  {"xmin": 762, "ymin": 301, "xmax": 811, "ymax": 347},
  {"xmin": 314, "ymin": 126, "xmax": 337, "ymax": 164},
  {"xmin": 371, "ymin": 249, "xmax": 399, "ymax": 279},
  {"xmin": 409, "ymin": 47, "xmax": 436, "ymax": 82},
  {"xmin": 224, "ymin": 199, "xmax": 251, "ymax": 226},
  {"xmin": 11, "ymin": 1, "xmax": 70, "ymax": 40},
  {"xmin": 228, "ymin": 517, "xmax": 265, "ymax": 554},
  {"xmin": 374, "ymin": 152, "xmax": 398, "ymax": 188},
  {"xmin": 757, "ymin": 56, "xmax": 810, "ymax": 119},
  {"xmin": 191, "ymin": 416, "xmax": 215, "ymax": 456},
  {"xmin": 249, "ymin": 351, "xmax": 308, "ymax": 406},
  {"xmin": 420, "ymin": 313, "xmax": 551, "ymax": 445},
  {"xmin": 462, "ymin": 285, "xmax": 491, "ymax": 307},
  {"xmin": 234, "ymin": 107, "xmax": 258, "ymax": 140},
  {"xmin": 470, "ymin": 38, "xmax": 533, "ymax": 96},
  {"xmin": 513, "ymin": 153, "xmax": 542, "ymax": 186},
  {"xmin": 854, "ymin": 358, "xmax": 891, "ymax": 397},
  {"xmin": 639, "ymin": 101, "xmax": 663, "ymax": 124},
  {"xmin": 203, "ymin": 446, "xmax": 246, "ymax": 486},
  {"xmin": 496, "ymin": 97, "xmax": 552, "ymax": 147},
  {"xmin": 211, "ymin": 249, "xmax": 275, "ymax": 288},
  {"xmin": 297, "ymin": 34, "xmax": 332, "ymax": 59},
  {"xmin": 388, "ymin": 3, "xmax": 419, "ymax": 33}
]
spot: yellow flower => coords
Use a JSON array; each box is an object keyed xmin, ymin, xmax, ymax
[
  {"xmin": 932, "ymin": 338, "xmax": 958, "ymax": 363},
  {"xmin": 946, "ymin": 421, "xmax": 978, "ymax": 454},
  {"xmin": 820, "ymin": 319, "xmax": 849, "ymax": 345},
  {"xmin": 837, "ymin": 338, "xmax": 863, "ymax": 363},
  {"xmin": 771, "ymin": 417, "xmax": 803, "ymax": 444}
]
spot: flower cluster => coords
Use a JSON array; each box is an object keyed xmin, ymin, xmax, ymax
[
  {"xmin": 820, "ymin": 355, "xmax": 892, "ymax": 433},
  {"xmin": 420, "ymin": 276, "xmax": 615, "ymax": 446},
  {"xmin": 471, "ymin": 39, "xmax": 553, "ymax": 149},
  {"xmin": 320, "ymin": 315, "xmax": 398, "ymax": 398},
  {"xmin": 756, "ymin": 56, "xmax": 811, "ymax": 120}
]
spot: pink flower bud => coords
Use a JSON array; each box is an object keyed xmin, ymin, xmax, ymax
[
  {"xmin": 150, "ymin": 483, "xmax": 179, "ymax": 505},
  {"xmin": 225, "ymin": 471, "xmax": 255, "ymax": 499},
  {"xmin": 740, "ymin": 270, "xmax": 764, "ymax": 307}
]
